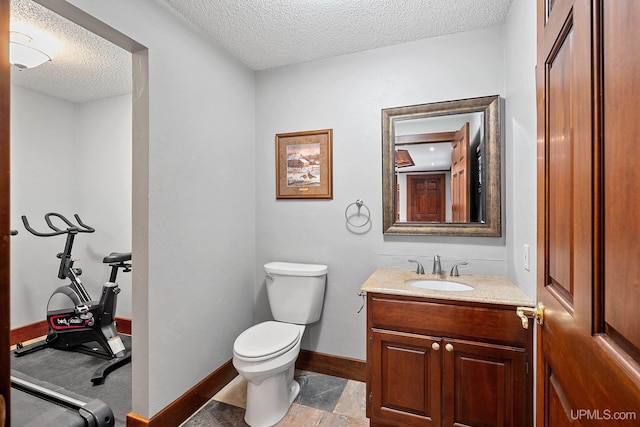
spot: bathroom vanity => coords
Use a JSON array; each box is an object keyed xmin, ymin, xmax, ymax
[{"xmin": 361, "ymin": 269, "xmax": 534, "ymax": 427}]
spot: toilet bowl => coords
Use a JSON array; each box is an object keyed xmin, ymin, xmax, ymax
[
  {"xmin": 233, "ymin": 321, "xmax": 305, "ymax": 427},
  {"xmin": 232, "ymin": 261, "xmax": 327, "ymax": 427}
]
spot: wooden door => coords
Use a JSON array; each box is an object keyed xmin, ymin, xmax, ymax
[
  {"xmin": 1, "ymin": 0, "xmax": 11, "ymax": 421},
  {"xmin": 406, "ymin": 174, "xmax": 445, "ymax": 222},
  {"xmin": 442, "ymin": 339, "xmax": 527, "ymax": 427},
  {"xmin": 451, "ymin": 123, "xmax": 469, "ymax": 222},
  {"xmin": 536, "ymin": 0, "xmax": 640, "ymax": 425},
  {"xmin": 370, "ymin": 329, "xmax": 441, "ymax": 427}
]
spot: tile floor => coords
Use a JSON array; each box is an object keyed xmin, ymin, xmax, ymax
[{"xmin": 181, "ymin": 371, "xmax": 369, "ymax": 426}]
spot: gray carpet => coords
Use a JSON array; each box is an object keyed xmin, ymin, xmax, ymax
[{"xmin": 11, "ymin": 335, "xmax": 131, "ymax": 427}]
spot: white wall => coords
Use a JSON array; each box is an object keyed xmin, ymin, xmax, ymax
[
  {"xmin": 10, "ymin": 89, "xmax": 132, "ymax": 326},
  {"xmin": 68, "ymin": 0, "xmax": 256, "ymax": 417},
  {"xmin": 75, "ymin": 94, "xmax": 133, "ymax": 317},
  {"xmin": 255, "ymin": 27, "xmax": 507, "ymax": 361},
  {"xmin": 504, "ymin": 0, "xmax": 537, "ymax": 299},
  {"xmin": 10, "ymin": 85, "xmax": 77, "ymax": 327}
]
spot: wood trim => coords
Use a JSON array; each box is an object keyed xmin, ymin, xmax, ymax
[
  {"xmin": 296, "ymin": 349, "xmax": 366, "ymax": 382},
  {"xmin": 395, "ymin": 131, "xmax": 457, "ymax": 145},
  {"xmin": 0, "ymin": 0, "xmax": 11, "ymax": 418},
  {"xmin": 126, "ymin": 359, "xmax": 238, "ymax": 427},
  {"xmin": 10, "ymin": 317, "xmax": 132, "ymax": 345},
  {"xmin": 10, "ymin": 321, "xmax": 48, "ymax": 346},
  {"xmin": 124, "ymin": 412, "xmax": 149, "ymax": 427},
  {"xmin": 0, "ymin": 394, "xmax": 5, "ymax": 427},
  {"xmin": 116, "ymin": 317, "xmax": 132, "ymax": 335}
]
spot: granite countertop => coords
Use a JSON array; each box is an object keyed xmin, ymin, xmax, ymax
[{"xmin": 360, "ymin": 268, "xmax": 534, "ymax": 307}]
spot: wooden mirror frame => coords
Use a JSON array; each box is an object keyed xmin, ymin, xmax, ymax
[{"xmin": 382, "ymin": 95, "xmax": 501, "ymax": 236}]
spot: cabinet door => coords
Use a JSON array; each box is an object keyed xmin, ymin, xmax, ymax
[
  {"xmin": 371, "ymin": 329, "xmax": 441, "ymax": 427},
  {"xmin": 442, "ymin": 339, "xmax": 526, "ymax": 427}
]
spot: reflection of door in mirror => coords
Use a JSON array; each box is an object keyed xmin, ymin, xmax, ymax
[
  {"xmin": 395, "ymin": 121, "xmax": 478, "ymax": 223},
  {"xmin": 395, "ymin": 132, "xmax": 453, "ymax": 222},
  {"xmin": 407, "ymin": 174, "xmax": 445, "ymax": 221},
  {"xmin": 451, "ymin": 123, "xmax": 469, "ymax": 222}
]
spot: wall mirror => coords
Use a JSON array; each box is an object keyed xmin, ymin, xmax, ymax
[{"xmin": 382, "ymin": 95, "xmax": 501, "ymax": 236}]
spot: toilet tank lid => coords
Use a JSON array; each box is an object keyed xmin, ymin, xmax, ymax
[{"xmin": 264, "ymin": 262, "xmax": 328, "ymax": 276}]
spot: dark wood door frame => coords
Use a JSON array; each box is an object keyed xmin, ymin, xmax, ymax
[{"xmin": 1, "ymin": 0, "xmax": 11, "ymax": 419}]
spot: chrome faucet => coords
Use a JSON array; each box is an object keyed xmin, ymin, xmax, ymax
[
  {"xmin": 408, "ymin": 259, "xmax": 425, "ymax": 275},
  {"xmin": 432, "ymin": 255, "xmax": 443, "ymax": 275},
  {"xmin": 450, "ymin": 262, "xmax": 469, "ymax": 277}
]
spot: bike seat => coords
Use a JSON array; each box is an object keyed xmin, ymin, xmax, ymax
[{"xmin": 102, "ymin": 252, "xmax": 132, "ymax": 263}]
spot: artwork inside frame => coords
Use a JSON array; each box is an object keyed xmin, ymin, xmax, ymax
[{"xmin": 276, "ymin": 129, "xmax": 333, "ymax": 199}]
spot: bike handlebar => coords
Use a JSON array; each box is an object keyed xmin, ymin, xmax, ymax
[
  {"xmin": 44, "ymin": 213, "xmax": 74, "ymax": 232},
  {"xmin": 73, "ymin": 214, "xmax": 95, "ymax": 233},
  {"xmin": 22, "ymin": 213, "xmax": 95, "ymax": 237}
]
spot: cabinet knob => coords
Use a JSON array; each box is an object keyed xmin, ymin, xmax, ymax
[
  {"xmin": 431, "ymin": 342, "xmax": 440, "ymax": 351},
  {"xmin": 445, "ymin": 343, "xmax": 454, "ymax": 352}
]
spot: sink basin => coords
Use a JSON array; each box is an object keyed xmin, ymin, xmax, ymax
[{"xmin": 405, "ymin": 280, "xmax": 473, "ymax": 292}]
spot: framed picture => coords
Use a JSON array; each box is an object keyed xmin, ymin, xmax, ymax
[{"xmin": 276, "ymin": 129, "xmax": 333, "ymax": 199}]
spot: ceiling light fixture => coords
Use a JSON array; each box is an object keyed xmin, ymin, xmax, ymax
[{"xmin": 9, "ymin": 31, "xmax": 52, "ymax": 70}]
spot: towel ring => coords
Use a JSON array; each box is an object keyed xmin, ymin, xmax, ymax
[{"xmin": 345, "ymin": 199, "xmax": 371, "ymax": 227}]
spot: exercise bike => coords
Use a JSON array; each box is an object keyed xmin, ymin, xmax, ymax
[{"xmin": 14, "ymin": 212, "xmax": 132, "ymax": 385}]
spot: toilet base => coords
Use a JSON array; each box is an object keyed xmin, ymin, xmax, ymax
[{"xmin": 244, "ymin": 364, "xmax": 300, "ymax": 427}]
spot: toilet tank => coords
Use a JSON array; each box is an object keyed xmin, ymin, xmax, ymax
[{"xmin": 264, "ymin": 262, "xmax": 328, "ymax": 324}]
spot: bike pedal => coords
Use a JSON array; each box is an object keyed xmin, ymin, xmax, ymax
[{"xmin": 75, "ymin": 304, "xmax": 89, "ymax": 314}]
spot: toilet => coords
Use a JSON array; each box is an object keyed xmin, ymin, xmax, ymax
[{"xmin": 232, "ymin": 261, "xmax": 328, "ymax": 427}]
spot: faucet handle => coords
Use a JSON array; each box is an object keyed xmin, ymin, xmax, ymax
[
  {"xmin": 408, "ymin": 259, "xmax": 425, "ymax": 275},
  {"xmin": 432, "ymin": 255, "xmax": 443, "ymax": 275},
  {"xmin": 450, "ymin": 262, "xmax": 469, "ymax": 277}
]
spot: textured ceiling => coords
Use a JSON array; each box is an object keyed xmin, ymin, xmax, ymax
[
  {"xmin": 10, "ymin": 0, "xmax": 514, "ymax": 103},
  {"xmin": 10, "ymin": 0, "xmax": 132, "ymax": 103},
  {"xmin": 162, "ymin": 0, "xmax": 514, "ymax": 71}
]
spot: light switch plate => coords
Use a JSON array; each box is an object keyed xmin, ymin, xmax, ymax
[{"xmin": 523, "ymin": 244, "xmax": 530, "ymax": 271}]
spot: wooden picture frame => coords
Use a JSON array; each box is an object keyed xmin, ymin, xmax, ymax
[{"xmin": 276, "ymin": 129, "xmax": 333, "ymax": 199}]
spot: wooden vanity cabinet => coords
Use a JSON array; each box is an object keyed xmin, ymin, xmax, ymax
[{"xmin": 366, "ymin": 293, "xmax": 533, "ymax": 427}]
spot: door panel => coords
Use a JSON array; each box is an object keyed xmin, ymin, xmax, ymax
[
  {"xmin": 407, "ymin": 174, "xmax": 445, "ymax": 222},
  {"xmin": 546, "ymin": 21, "xmax": 574, "ymax": 304},
  {"xmin": 442, "ymin": 339, "xmax": 526, "ymax": 427},
  {"xmin": 602, "ymin": 0, "xmax": 640, "ymax": 363},
  {"xmin": 371, "ymin": 329, "xmax": 441, "ymax": 427},
  {"xmin": 537, "ymin": 0, "xmax": 640, "ymax": 426},
  {"xmin": 451, "ymin": 123, "xmax": 469, "ymax": 222},
  {"xmin": 546, "ymin": 374, "xmax": 577, "ymax": 427}
]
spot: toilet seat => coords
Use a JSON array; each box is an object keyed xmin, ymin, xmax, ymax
[{"xmin": 234, "ymin": 321, "xmax": 300, "ymax": 362}]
